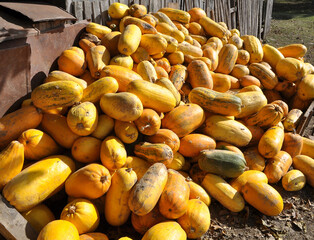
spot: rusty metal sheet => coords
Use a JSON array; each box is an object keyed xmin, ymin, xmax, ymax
[{"xmin": 0, "ymin": 2, "xmax": 76, "ymax": 22}]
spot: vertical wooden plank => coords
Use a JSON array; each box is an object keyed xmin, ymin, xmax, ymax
[
  {"xmin": 263, "ymin": 0, "xmax": 273, "ymax": 39},
  {"xmin": 100, "ymin": 0, "xmax": 110, "ymax": 24},
  {"xmin": 84, "ymin": 0, "xmax": 92, "ymax": 21},
  {"xmin": 92, "ymin": 0, "xmax": 101, "ymax": 24},
  {"xmin": 74, "ymin": 1, "xmax": 83, "ymax": 21},
  {"xmin": 258, "ymin": 0, "xmax": 264, "ymax": 39}
]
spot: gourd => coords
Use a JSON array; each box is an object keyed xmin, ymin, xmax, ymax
[{"xmin": 37, "ymin": 220, "xmax": 79, "ymax": 240}]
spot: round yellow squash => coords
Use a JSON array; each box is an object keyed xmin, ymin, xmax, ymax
[{"xmin": 37, "ymin": 220, "xmax": 79, "ymax": 240}]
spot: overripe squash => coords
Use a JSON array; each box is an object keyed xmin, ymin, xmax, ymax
[
  {"xmin": 242, "ymin": 182, "xmax": 283, "ymax": 216},
  {"xmin": 169, "ymin": 64, "xmax": 188, "ymax": 90},
  {"xmin": 37, "ymin": 220, "xmax": 79, "ymax": 240},
  {"xmin": 65, "ymin": 163, "xmax": 111, "ymax": 199},
  {"xmin": 105, "ymin": 168, "xmax": 137, "ymax": 226},
  {"xmin": 18, "ymin": 129, "xmax": 60, "ymax": 161},
  {"xmin": 159, "ymin": 169, "xmax": 190, "ymax": 219},
  {"xmin": 0, "ymin": 106, "xmax": 43, "ymax": 150},
  {"xmin": 264, "ymin": 151, "xmax": 292, "ymax": 183},
  {"xmin": 60, "ymin": 199, "xmax": 99, "ymax": 234},
  {"xmin": 67, "ymin": 102, "xmax": 98, "ymax": 136},
  {"xmin": 177, "ymin": 199, "xmax": 211, "ymax": 239},
  {"xmin": 128, "ymin": 163, "xmax": 168, "ymax": 216},
  {"xmin": 3, "ymin": 155, "xmax": 75, "ymax": 212},
  {"xmin": 100, "ymin": 136, "xmax": 127, "ymax": 171}
]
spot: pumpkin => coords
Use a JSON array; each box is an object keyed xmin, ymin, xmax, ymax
[
  {"xmin": 159, "ymin": 169, "xmax": 190, "ymax": 219},
  {"xmin": 100, "ymin": 92, "xmax": 143, "ymax": 122},
  {"xmin": 21, "ymin": 204, "xmax": 55, "ymax": 233},
  {"xmin": 177, "ymin": 199, "xmax": 211, "ymax": 239},
  {"xmin": 0, "ymin": 106, "xmax": 43, "ymax": 150},
  {"xmin": 282, "ymin": 169, "xmax": 306, "ymax": 191},
  {"xmin": 100, "ymin": 136, "xmax": 127, "ymax": 171},
  {"xmin": 145, "ymin": 129, "xmax": 180, "ymax": 153},
  {"xmin": 179, "ymin": 133, "xmax": 216, "ymax": 158},
  {"xmin": 60, "ymin": 198, "xmax": 99, "ymax": 234},
  {"xmin": 242, "ymin": 182, "xmax": 283, "ymax": 216},
  {"xmin": 3, "ymin": 155, "xmax": 75, "ymax": 212},
  {"xmin": 201, "ymin": 173, "xmax": 245, "ymax": 212},
  {"xmin": 142, "ymin": 221, "xmax": 187, "ymax": 240},
  {"xmin": 105, "ymin": 168, "xmax": 137, "ymax": 226},
  {"xmin": 37, "ymin": 220, "xmax": 79, "ymax": 240},
  {"xmin": 0, "ymin": 141, "xmax": 24, "ymax": 190},
  {"xmin": 128, "ymin": 163, "xmax": 168, "ymax": 216},
  {"xmin": 196, "ymin": 149, "xmax": 247, "ymax": 178},
  {"xmin": 65, "ymin": 163, "xmax": 111, "ymax": 199},
  {"xmin": 18, "ymin": 129, "xmax": 60, "ymax": 161}
]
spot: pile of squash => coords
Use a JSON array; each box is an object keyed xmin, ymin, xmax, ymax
[{"xmin": 0, "ymin": 2, "xmax": 314, "ymax": 240}]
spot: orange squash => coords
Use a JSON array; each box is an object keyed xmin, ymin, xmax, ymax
[
  {"xmin": 79, "ymin": 232, "xmax": 109, "ymax": 240},
  {"xmin": 91, "ymin": 114, "xmax": 114, "ymax": 140},
  {"xmin": 230, "ymin": 170, "xmax": 268, "ymax": 192},
  {"xmin": 41, "ymin": 113, "xmax": 80, "ymax": 149},
  {"xmin": 282, "ymin": 169, "xmax": 306, "ymax": 191},
  {"xmin": 18, "ymin": 129, "xmax": 60, "ymax": 161},
  {"xmin": 71, "ymin": 136, "xmax": 101, "ymax": 163},
  {"xmin": 264, "ymin": 151, "xmax": 292, "ymax": 183},
  {"xmin": 179, "ymin": 133, "xmax": 216, "ymax": 158},
  {"xmin": 278, "ymin": 43, "xmax": 307, "ymax": 58},
  {"xmin": 292, "ymin": 155, "xmax": 314, "ymax": 187},
  {"xmin": 246, "ymin": 125, "xmax": 264, "ymax": 147},
  {"xmin": 186, "ymin": 178, "xmax": 211, "ymax": 206},
  {"xmin": 297, "ymin": 74, "xmax": 314, "ymax": 100},
  {"xmin": 236, "ymin": 49, "xmax": 250, "ymax": 65},
  {"xmin": 0, "ymin": 106, "xmax": 43, "ymax": 150},
  {"xmin": 101, "ymin": 31, "xmax": 121, "ymax": 56},
  {"xmin": 105, "ymin": 168, "xmax": 137, "ymax": 226},
  {"xmin": 189, "ymin": 164, "xmax": 207, "ymax": 184},
  {"xmin": 239, "ymin": 75, "xmax": 261, "ymax": 88},
  {"xmin": 58, "ymin": 47, "xmax": 86, "ymax": 76},
  {"xmin": 282, "ymin": 132, "xmax": 303, "ymax": 158},
  {"xmin": 45, "ymin": 70, "xmax": 87, "ymax": 89},
  {"xmin": 114, "ymin": 120, "xmax": 139, "ymax": 144},
  {"xmin": 241, "ymin": 35, "xmax": 263, "ymax": 63},
  {"xmin": 142, "ymin": 221, "xmax": 186, "ymax": 240},
  {"xmin": 242, "ymin": 182, "xmax": 283, "ymax": 216},
  {"xmin": 86, "ymin": 46, "xmax": 110, "ymax": 79},
  {"xmin": 162, "ymin": 103, "xmax": 205, "ymax": 138},
  {"xmin": 60, "ymin": 198, "xmax": 99, "ymax": 234},
  {"xmin": 37, "ymin": 220, "xmax": 79, "ymax": 240},
  {"xmin": 124, "ymin": 156, "xmax": 151, "ymax": 181},
  {"xmin": 134, "ymin": 142, "xmax": 173, "ymax": 166},
  {"xmin": 131, "ymin": 205, "xmax": 166, "ymax": 235},
  {"xmin": 243, "ymin": 147, "xmax": 266, "ymax": 171},
  {"xmin": 158, "ymin": 169, "xmax": 189, "ymax": 219},
  {"xmin": 276, "ymin": 57, "xmax": 306, "ymax": 82},
  {"xmin": 177, "ymin": 199, "xmax": 211, "ymax": 239},
  {"xmin": 258, "ymin": 123, "xmax": 284, "ymax": 158},
  {"xmin": 187, "ymin": 60, "xmax": 213, "ymax": 89},
  {"xmin": 230, "ymin": 64, "xmax": 250, "ymax": 79},
  {"xmin": 65, "ymin": 163, "xmax": 111, "ymax": 199},
  {"xmin": 215, "ymin": 44, "xmax": 238, "ymax": 74},
  {"xmin": 271, "ymin": 100, "xmax": 289, "ymax": 118},
  {"xmin": 169, "ymin": 64, "xmax": 188, "ymax": 90},
  {"xmin": 128, "ymin": 163, "xmax": 168, "ymax": 216},
  {"xmin": 134, "ymin": 109, "xmax": 161, "ymax": 136},
  {"xmin": 249, "ymin": 63, "xmax": 278, "ymax": 89},
  {"xmin": 145, "ymin": 128, "xmax": 180, "ymax": 153}
]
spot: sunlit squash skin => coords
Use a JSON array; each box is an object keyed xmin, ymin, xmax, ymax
[
  {"xmin": 118, "ymin": 24, "xmax": 142, "ymax": 56},
  {"xmin": 79, "ymin": 232, "xmax": 109, "ymax": 240},
  {"xmin": 105, "ymin": 168, "xmax": 137, "ymax": 226},
  {"xmin": 186, "ymin": 178, "xmax": 211, "ymax": 206},
  {"xmin": 91, "ymin": 115, "xmax": 114, "ymax": 140},
  {"xmin": 158, "ymin": 169, "xmax": 190, "ymax": 219},
  {"xmin": 134, "ymin": 108, "xmax": 161, "ymax": 136},
  {"xmin": 37, "ymin": 220, "xmax": 79, "ymax": 240},
  {"xmin": 278, "ymin": 43, "xmax": 307, "ymax": 58},
  {"xmin": 282, "ymin": 132, "xmax": 303, "ymax": 158},
  {"xmin": 155, "ymin": 78, "xmax": 181, "ymax": 106},
  {"xmin": 241, "ymin": 35, "xmax": 263, "ymax": 63},
  {"xmin": 60, "ymin": 198, "xmax": 100, "ymax": 234},
  {"xmin": 283, "ymin": 109, "xmax": 303, "ymax": 132},
  {"xmin": 114, "ymin": 120, "xmax": 139, "ymax": 144},
  {"xmin": 86, "ymin": 22, "xmax": 112, "ymax": 39},
  {"xmin": 292, "ymin": 155, "xmax": 314, "ymax": 187},
  {"xmin": 145, "ymin": 129, "xmax": 180, "ymax": 153},
  {"xmin": 124, "ymin": 156, "xmax": 151, "ymax": 181},
  {"xmin": 243, "ymin": 147, "xmax": 266, "ymax": 171},
  {"xmin": 128, "ymin": 163, "xmax": 168, "ymax": 216},
  {"xmin": 301, "ymin": 137, "xmax": 314, "ymax": 158},
  {"xmin": 242, "ymin": 182, "xmax": 283, "ymax": 216},
  {"xmin": 235, "ymin": 91, "xmax": 268, "ymax": 118},
  {"xmin": 262, "ymin": 44, "xmax": 284, "ymax": 69},
  {"xmin": 0, "ymin": 141, "xmax": 24, "ymax": 190},
  {"xmin": 57, "ymin": 47, "xmax": 86, "ymax": 76},
  {"xmin": 177, "ymin": 199, "xmax": 211, "ymax": 239},
  {"xmin": 215, "ymin": 44, "xmax": 238, "ymax": 74},
  {"xmin": 282, "ymin": 169, "xmax": 306, "ymax": 191},
  {"xmin": 45, "ymin": 70, "xmax": 87, "ymax": 89},
  {"xmin": 201, "ymin": 173, "xmax": 245, "ymax": 212},
  {"xmin": 142, "ymin": 221, "xmax": 187, "ymax": 240},
  {"xmin": 3, "ymin": 155, "xmax": 75, "ymax": 212},
  {"xmin": 0, "ymin": 106, "xmax": 43, "ymax": 150},
  {"xmin": 276, "ymin": 57, "xmax": 306, "ymax": 82},
  {"xmin": 297, "ymin": 74, "xmax": 314, "ymax": 100},
  {"xmin": 229, "ymin": 170, "xmax": 268, "ymax": 192}
]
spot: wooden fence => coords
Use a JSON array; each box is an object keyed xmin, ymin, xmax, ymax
[{"xmin": 62, "ymin": 0, "xmax": 273, "ymax": 39}]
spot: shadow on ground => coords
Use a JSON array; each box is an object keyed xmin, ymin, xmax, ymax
[{"xmin": 272, "ymin": 0, "xmax": 314, "ymax": 20}]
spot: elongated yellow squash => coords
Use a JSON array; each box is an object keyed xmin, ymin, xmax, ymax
[{"xmin": 3, "ymin": 155, "xmax": 75, "ymax": 212}]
